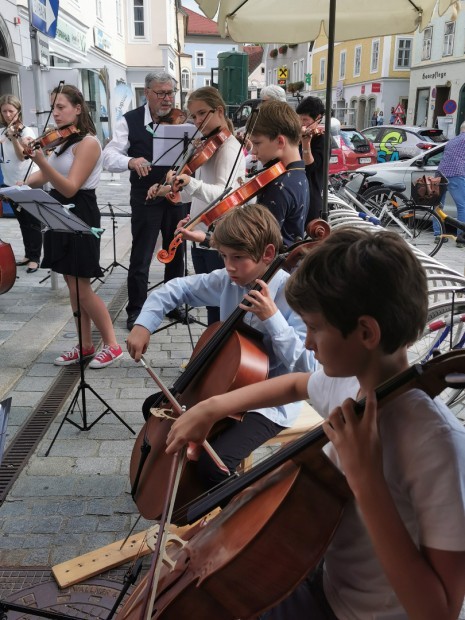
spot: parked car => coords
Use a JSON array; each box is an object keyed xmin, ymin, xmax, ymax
[
  {"xmin": 336, "ymin": 126, "xmax": 377, "ymax": 169},
  {"xmin": 350, "ymin": 143, "xmax": 456, "ymax": 216},
  {"xmin": 360, "ymin": 125, "xmax": 448, "ymax": 163},
  {"xmin": 230, "ymin": 95, "xmax": 302, "ymax": 131}
]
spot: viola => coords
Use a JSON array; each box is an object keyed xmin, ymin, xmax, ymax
[
  {"xmin": 23, "ymin": 123, "xmax": 80, "ymax": 158},
  {"xmin": 131, "ymin": 235, "xmax": 327, "ymax": 523},
  {"xmin": 157, "ymin": 161, "xmax": 286, "ymax": 264},
  {"xmin": 0, "ymin": 238, "xmax": 16, "ymax": 295},
  {"xmin": 166, "ymin": 127, "xmax": 232, "ymax": 204},
  {"xmin": 117, "ymin": 349, "xmax": 465, "ymax": 620}
]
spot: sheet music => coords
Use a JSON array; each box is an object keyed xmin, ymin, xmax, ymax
[{"xmin": 151, "ymin": 123, "xmax": 197, "ymax": 167}]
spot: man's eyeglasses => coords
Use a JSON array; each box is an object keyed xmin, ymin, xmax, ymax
[{"xmin": 149, "ymin": 89, "xmax": 177, "ymax": 100}]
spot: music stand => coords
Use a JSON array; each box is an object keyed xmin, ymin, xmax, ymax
[
  {"xmin": 0, "ymin": 187, "xmax": 135, "ymax": 454},
  {"xmin": 96, "ymin": 202, "xmax": 130, "ymax": 279}
]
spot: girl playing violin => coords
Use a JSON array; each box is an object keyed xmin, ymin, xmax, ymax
[
  {"xmin": 25, "ymin": 85, "xmax": 123, "ymax": 369},
  {"xmin": 0, "ymin": 94, "xmax": 42, "ymax": 273},
  {"xmin": 147, "ymin": 87, "xmax": 246, "ymax": 324}
]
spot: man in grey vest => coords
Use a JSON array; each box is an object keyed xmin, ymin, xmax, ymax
[{"xmin": 103, "ymin": 71, "xmax": 192, "ymax": 330}]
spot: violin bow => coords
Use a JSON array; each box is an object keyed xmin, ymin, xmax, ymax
[{"xmin": 22, "ymin": 80, "xmax": 65, "ymax": 182}]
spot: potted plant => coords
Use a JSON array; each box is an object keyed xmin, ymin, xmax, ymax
[
  {"xmin": 278, "ymin": 44, "xmax": 288, "ymax": 54},
  {"xmin": 270, "ymin": 48, "xmax": 278, "ymax": 58},
  {"xmin": 288, "ymin": 43, "xmax": 298, "ymax": 49}
]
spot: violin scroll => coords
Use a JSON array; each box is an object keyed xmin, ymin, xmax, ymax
[
  {"xmin": 307, "ymin": 218, "xmax": 331, "ymax": 240},
  {"xmin": 157, "ymin": 234, "xmax": 184, "ymax": 264}
]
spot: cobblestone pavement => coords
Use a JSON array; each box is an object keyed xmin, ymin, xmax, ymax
[{"xmin": 0, "ymin": 177, "xmax": 464, "ymax": 617}]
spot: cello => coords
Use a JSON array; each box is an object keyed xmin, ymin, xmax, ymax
[
  {"xmin": 130, "ymin": 232, "xmax": 328, "ymax": 523},
  {"xmin": 117, "ymin": 349, "xmax": 465, "ymax": 620},
  {"xmin": 0, "ymin": 238, "xmax": 16, "ymax": 294}
]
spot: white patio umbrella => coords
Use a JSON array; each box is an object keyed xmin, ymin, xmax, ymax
[{"xmin": 194, "ymin": 0, "xmax": 459, "ymax": 217}]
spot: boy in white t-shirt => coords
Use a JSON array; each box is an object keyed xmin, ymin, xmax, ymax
[{"xmin": 166, "ymin": 228, "xmax": 465, "ymax": 620}]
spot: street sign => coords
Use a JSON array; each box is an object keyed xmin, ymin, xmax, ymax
[
  {"xmin": 31, "ymin": 0, "xmax": 59, "ymax": 38},
  {"xmin": 305, "ymin": 73, "xmax": 312, "ymax": 85},
  {"xmin": 394, "ymin": 103, "xmax": 405, "ymax": 116},
  {"xmin": 278, "ymin": 79, "xmax": 287, "ymax": 86},
  {"xmin": 278, "ymin": 66, "xmax": 288, "ymax": 79},
  {"xmin": 393, "ymin": 116, "xmax": 403, "ymax": 125},
  {"xmin": 443, "ymin": 99, "xmax": 457, "ymax": 115}
]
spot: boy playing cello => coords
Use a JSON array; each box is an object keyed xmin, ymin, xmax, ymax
[
  {"xmin": 126, "ymin": 203, "xmax": 316, "ymax": 491},
  {"xmin": 166, "ymin": 228, "xmax": 465, "ymax": 620}
]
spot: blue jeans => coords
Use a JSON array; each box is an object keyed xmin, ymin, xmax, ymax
[{"xmin": 434, "ymin": 176, "xmax": 465, "ymax": 236}]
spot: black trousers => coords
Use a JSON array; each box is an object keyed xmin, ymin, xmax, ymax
[
  {"xmin": 196, "ymin": 411, "xmax": 284, "ymax": 490},
  {"xmin": 5, "ymin": 194, "xmax": 42, "ymax": 264},
  {"xmin": 191, "ymin": 244, "xmax": 224, "ymax": 325},
  {"xmin": 127, "ymin": 199, "xmax": 187, "ymax": 317}
]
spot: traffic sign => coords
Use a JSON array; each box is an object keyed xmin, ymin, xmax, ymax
[
  {"xmin": 393, "ymin": 116, "xmax": 403, "ymax": 125},
  {"xmin": 443, "ymin": 99, "xmax": 457, "ymax": 115},
  {"xmin": 278, "ymin": 66, "xmax": 288, "ymax": 79},
  {"xmin": 394, "ymin": 103, "xmax": 405, "ymax": 116},
  {"xmin": 31, "ymin": 0, "xmax": 59, "ymax": 39}
]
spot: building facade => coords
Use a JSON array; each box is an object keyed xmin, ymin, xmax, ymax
[{"xmin": 407, "ymin": 1, "xmax": 465, "ymax": 136}]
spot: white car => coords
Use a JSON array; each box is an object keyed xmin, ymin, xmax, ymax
[
  {"xmin": 352, "ymin": 143, "xmax": 456, "ymax": 216},
  {"xmin": 361, "ymin": 125, "xmax": 447, "ymax": 162}
]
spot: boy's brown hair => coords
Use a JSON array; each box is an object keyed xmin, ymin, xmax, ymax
[
  {"xmin": 246, "ymin": 100, "xmax": 301, "ymax": 146},
  {"xmin": 286, "ymin": 228, "xmax": 428, "ymax": 353},
  {"xmin": 211, "ymin": 203, "xmax": 283, "ymax": 262}
]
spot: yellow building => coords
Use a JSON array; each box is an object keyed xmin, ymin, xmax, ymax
[{"xmin": 310, "ymin": 32, "xmax": 413, "ymax": 129}]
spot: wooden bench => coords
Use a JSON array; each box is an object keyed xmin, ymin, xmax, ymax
[{"xmin": 242, "ymin": 400, "xmax": 323, "ymax": 470}]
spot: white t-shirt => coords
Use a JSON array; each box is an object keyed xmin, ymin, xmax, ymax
[
  {"xmin": 0, "ymin": 126, "xmax": 38, "ymax": 186},
  {"xmin": 308, "ymin": 370, "xmax": 465, "ymax": 620}
]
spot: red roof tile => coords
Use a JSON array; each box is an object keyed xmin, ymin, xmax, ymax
[
  {"xmin": 243, "ymin": 45, "xmax": 264, "ymax": 75},
  {"xmin": 185, "ymin": 7, "xmax": 219, "ymax": 36}
]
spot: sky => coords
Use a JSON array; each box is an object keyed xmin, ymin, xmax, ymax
[{"xmin": 181, "ymin": 0, "xmax": 203, "ymax": 12}]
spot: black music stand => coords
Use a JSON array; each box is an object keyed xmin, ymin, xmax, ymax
[
  {"xmin": 97, "ymin": 202, "xmax": 130, "ymax": 278},
  {"xmin": 0, "ymin": 187, "xmax": 135, "ymax": 454}
]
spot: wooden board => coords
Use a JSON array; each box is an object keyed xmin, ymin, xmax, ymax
[{"xmin": 52, "ymin": 530, "xmax": 151, "ymax": 589}]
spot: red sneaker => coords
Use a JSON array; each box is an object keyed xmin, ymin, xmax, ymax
[
  {"xmin": 89, "ymin": 344, "xmax": 124, "ymax": 369},
  {"xmin": 54, "ymin": 345, "xmax": 95, "ymax": 366}
]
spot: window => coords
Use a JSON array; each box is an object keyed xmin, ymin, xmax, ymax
[
  {"xmin": 293, "ymin": 61, "xmax": 298, "ymax": 81},
  {"xmin": 354, "ymin": 46, "xmax": 361, "ymax": 76},
  {"xmin": 422, "ymin": 27, "xmax": 432, "ymax": 60},
  {"xmin": 96, "ymin": 0, "xmax": 102, "ymax": 18},
  {"xmin": 268, "ymin": 69, "xmax": 272, "ymax": 84},
  {"xmin": 116, "ymin": 0, "xmax": 122, "ymax": 35},
  {"xmin": 299, "ymin": 58, "xmax": 304, "ymax": 81},
  {"xmin": 195, "ymin": 51, "xmax": 205, "ymax": 68},
  {"xmin": 168, "ymin": 59, "xmax": 175, "ymax": 72},
  {"xmin": 273, "ymin": 68, "xmax": 278, "ymax": 84},
  {"xmin": 395, "ymin": 38, "xmax": 412, "ymax": 69},
  {"xmin": 443, "ymin": 21, "xmax": 455, "ymax": 56},
  {"xmin": 204, "ymin": 78, "xmax": 211, "ymax": 86},
  {"xmin": 133, "ymin": 0, "xmax": 145, "ymax": 37},
  {"xmin": 339, "ymin": 51, "xmax": 346, "ymax": 79},
  {"xmin": 319, "ymin": 58, "xmax": 326, "ymax": 83},
  {"xmin": 371, "ymin": 39, "xmax": 379, "ymax": 72},
  {"xmin": 181, "ymin": 68, "xmax": 190, "ymax": 90}
]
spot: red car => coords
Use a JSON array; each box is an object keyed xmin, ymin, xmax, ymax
[{"xmin": 335, "ymin": 127, "xmax": 378, "ymax": 170}]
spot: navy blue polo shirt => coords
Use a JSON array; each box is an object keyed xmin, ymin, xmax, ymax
[{"xmin": 256, "ymin": 159, "xmax": 309, "ymax": 247}]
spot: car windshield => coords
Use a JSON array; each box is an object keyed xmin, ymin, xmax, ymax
[
  {"xmin": 417, "ymin": 129, "xmax": 447, "ymax": 143},
  {"xmin": 340, "ymin": 130, "xmax": 368, "ymax": 148}
]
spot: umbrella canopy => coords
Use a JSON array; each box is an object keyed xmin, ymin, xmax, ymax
[{"xmin": 195, "ymin": 0, "xmax": 459, "ymax": 42}]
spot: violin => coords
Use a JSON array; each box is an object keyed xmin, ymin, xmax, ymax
[
  {"xmin": 131, "ymin": 235, "xmax": 327, "ymax": 523},
  {"xmin": 0, "ymin": 118, "xmax": 25, "ymax": 143},
  {"xmin": 166, "ymin": 128, "xmax": 232, "ymax": 204},
  {"xmin": 0, "ymin": 238, "xmax": 16, "ymax": 295},
  {"xmin": 157, "ymin": 161, "xmax": 286, "ymax": 264},
  {"xmin": 23, "ymin": 123, "xmax": 80, "ymax": 158},
  {"xmin": 117, "ymin": 349, "xmax": 465, "ymax": 620},
  {"xmin": 301, "ymin": 124, "xmax": 324, "ymax": 139}
]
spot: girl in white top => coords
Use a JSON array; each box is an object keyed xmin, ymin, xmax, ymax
[
  {"xmin": 26, "ymin": 85, "xmax": 123, "ymax": 369},
  {"xmin": 0, "ymin": 94, "xmax": 41, "ymax": 271},
  {"xmin": 147, "ymin": 86, "xmax": 246, "ymax": 324}
]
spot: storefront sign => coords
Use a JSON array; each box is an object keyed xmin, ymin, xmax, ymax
[
  {"xmin": 422, "ymin": 70, "xmax": 446, "ymax": 80},
  {"xmin": 361, "ymin": 85, "xmax": 365, "ymax": 94},
  {"xmin": 94, "ymin": 27, "xmax": 112, "ymax": 55},
  {"xmin": 56, "ymin": 17, "xmax": 87, "ymax": 53},
  {"xmin": 371, "ymin": 82, "xmax": 381, "ymax": 93}
]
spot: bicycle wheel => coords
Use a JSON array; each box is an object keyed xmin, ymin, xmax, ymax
[
  {"xmin": 389, "ymin": 204, "xmax": 446, "ymax": 257},
  {"xmin": 408, "ymin": 300, "xmax": 465, "ymax": 422},
  {"xmin": 361, "ymin": 186, "xmax": 409, "ymax": 221}
]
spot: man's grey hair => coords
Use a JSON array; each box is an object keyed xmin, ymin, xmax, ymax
[
  {"xmin": 145, "ymin": 71, "xmax": 173, "ymax": 89},
  {"xmin": 260, "ymin": 84, "xmax": 287, "ymax": 102}
]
